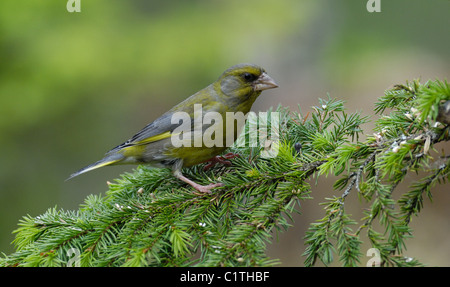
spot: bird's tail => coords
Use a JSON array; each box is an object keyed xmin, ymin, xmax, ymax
[{"xmin": 66, "ymin": 153, "xmax": 124, "ymax": 181}]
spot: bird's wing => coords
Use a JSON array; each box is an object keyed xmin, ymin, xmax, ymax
[
  {"xmin": 110, "ymin": 85, "xmax": 221, "ymax": 153},
  {"xmin": 108, "ymin": 112, "xmax": 182, "ymax": 152},
  {"xmin": 68, "ymin": 112, "xmax": 184, "ymax": 180}
]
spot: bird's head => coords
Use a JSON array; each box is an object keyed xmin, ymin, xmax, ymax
[{"xmin": 216, "ymin": 63, "xmax": 278, "ymax": 104}]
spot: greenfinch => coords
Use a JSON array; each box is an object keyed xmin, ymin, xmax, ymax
[{"xmin": 68, "ymin": 63, "xmax": 278, "ymax": 193}]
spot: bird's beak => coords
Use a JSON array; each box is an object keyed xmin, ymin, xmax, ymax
[{"xmin": 254, "ymin": 72, "xmax": 279, "ymax": 91}]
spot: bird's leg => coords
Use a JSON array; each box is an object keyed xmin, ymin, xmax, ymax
[
  {"xmin": 173, "ymin": 168, "xmax": 223, "ymax": 194},
  {"xmin": 203, "ymin": 152, "xmax": 240, "ymax": 171}
]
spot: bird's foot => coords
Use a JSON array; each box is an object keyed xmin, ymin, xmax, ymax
[
  {"xmin": 192, "ymin": 182, "xmax": 224, "ymax": 195},
  {"xmin": 203, "ymin": 153, "xmax": 240, "ymax": 171},
  {"xmin": 174, "ymin": 171, "xmax": 224, "ymax": 195}
]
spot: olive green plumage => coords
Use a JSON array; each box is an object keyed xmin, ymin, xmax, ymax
[{"xmin": 68, "ymin": 63, "xmax": 278, "ymax": 193}]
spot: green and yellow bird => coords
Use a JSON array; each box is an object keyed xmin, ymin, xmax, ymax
[{"xmin": 68, "ymin": 63, "xmax": 278, "ymax": 193}]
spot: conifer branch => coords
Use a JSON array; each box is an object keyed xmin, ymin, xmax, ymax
[{"xmin": 1, "ymin": 79, "xmax": 448, "ymax": 267}]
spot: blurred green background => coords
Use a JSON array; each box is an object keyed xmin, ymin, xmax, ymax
[{"xmin": 1, "ymin": 0, "xmax": 449, "ymax": 265}]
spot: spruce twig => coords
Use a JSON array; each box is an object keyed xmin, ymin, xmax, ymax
[{"xmin": 1, "ymin": 79, "xmax": 448, "ymax": 267}]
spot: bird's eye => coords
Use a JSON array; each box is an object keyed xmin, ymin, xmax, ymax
[{"xmin": 242, "ymin": 72, "xmax": 257, "ymax": 82}]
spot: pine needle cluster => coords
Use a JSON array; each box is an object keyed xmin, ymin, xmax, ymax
[{"xmin": 1, "ymin": 79, "xmax": 448, "ymax": 267}]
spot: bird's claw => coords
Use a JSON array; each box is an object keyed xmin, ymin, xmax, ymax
[
  {"xmin": 203, "ymin": 153, "xmax": 240, "ymax": 171},
  {"xmin": 194, "ymin": 182, "xmax": 224, "ymax": 194}
]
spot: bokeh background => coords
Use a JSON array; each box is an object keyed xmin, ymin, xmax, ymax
[{"xmin": 1, "ymin": 0, "xmax": 449, "ymax": 266}]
